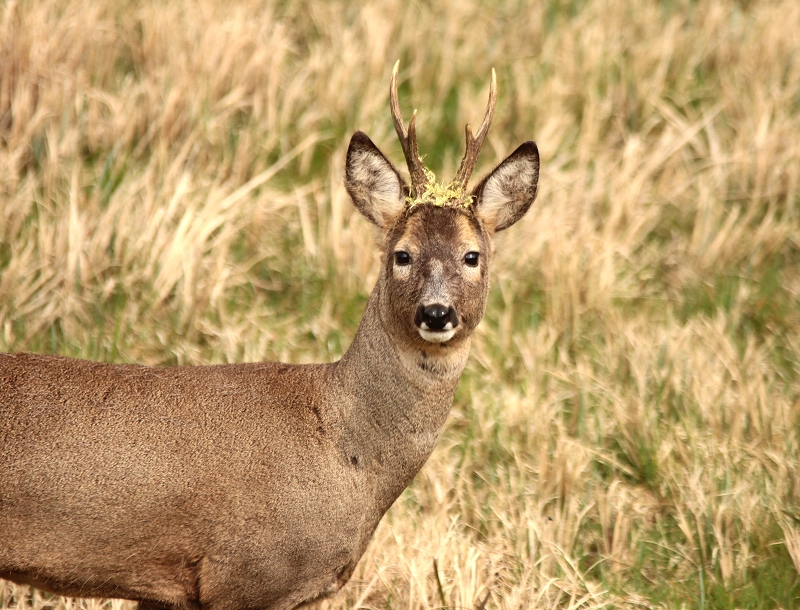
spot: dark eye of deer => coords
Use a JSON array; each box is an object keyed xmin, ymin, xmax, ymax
[
  {"xmin": 464, "ymin": 252, "xmax": 479, "ymax": 267},
  {"xmin": 394, "ymin": 251, "xmax": 411, "ymax": 266}
]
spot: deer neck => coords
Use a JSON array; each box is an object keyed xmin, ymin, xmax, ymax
[{"xmin": 332, "ymin": 285, "xmax": 470, "ymax": 502}]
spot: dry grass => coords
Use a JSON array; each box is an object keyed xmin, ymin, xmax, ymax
[{"xmin": 2, "ymin": 0, "xmax": 800, "ymax": 607}]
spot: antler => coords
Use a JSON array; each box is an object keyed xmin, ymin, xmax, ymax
[
  {"xmin": 390, "ymin": 61, "xmax": 429, "ymax": 197},
  {"xmin": 453, "ymin": 68, "xmax": 497, "ymax": 192}
]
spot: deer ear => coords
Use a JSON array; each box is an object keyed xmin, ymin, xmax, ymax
[
  {"xmin": 472, "ymin": 141, "xmax": 539, "ymax": 232},
  {"xmin": 345, "ymin": 131, "xmax": 406, "ymax": 228}
]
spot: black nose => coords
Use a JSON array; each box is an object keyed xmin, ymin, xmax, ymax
[{"xmin": 416, "ymin": 304, "xmax": 459, "ymax": 330}]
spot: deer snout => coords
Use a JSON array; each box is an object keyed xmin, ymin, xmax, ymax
[
  {"xmin": 418, "ymin": 304, "xmax": 459, "ymax": 330},
  {"xmin": 415, "ymin": 304, "xmax": 459, "ymax": 343}
]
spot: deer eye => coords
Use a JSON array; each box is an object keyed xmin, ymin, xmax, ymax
[
  {"xmin": 394, "ymin": 251, "xmax": 411, "ymax": 266},
  {"xmin": 464, "ymin": 252, "xmax": 479, "ymax": 267}
]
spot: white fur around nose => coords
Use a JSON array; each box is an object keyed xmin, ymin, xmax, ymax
[
  {"xmin": 419, "ymin": 328, "xmax": 456, "ymax": 343},
  {"xmin": 418, "ymin": 260, "xmax": 456, "ymax": 343}
]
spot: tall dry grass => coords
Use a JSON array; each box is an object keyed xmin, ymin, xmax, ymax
[{"xmin": 2, "ymin": 0, "xmax": 800, "ymax": 608}]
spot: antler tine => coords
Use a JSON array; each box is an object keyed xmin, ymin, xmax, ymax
[
  {"xmin": 389, "ymin": 61, "xmax": 407, "ymax": 141},
  {"xmin": 453, "ymin": 68, "xmax": 497, "ymax": 191},
  {"xmin": 390, "ymin": 60, "xmax": 429, "ymax": 196}
]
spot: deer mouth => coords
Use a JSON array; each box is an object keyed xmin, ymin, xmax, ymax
[
  {"xmin": 418, "ymin": 326, "xmax": 457, "ymax": 343},
  {"xmin": 415, "ymin": 304, "xmax": 459, "ymax": 343}
]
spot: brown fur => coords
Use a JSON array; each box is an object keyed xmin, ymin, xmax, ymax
[{"xmin": 0, "ymin": 120, "xmax": 538, "ymax": 609}]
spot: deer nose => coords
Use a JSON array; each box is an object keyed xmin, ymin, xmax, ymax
[{"xmin": 416, "ymin": 304, "xmax": 459, "ymax": 331}]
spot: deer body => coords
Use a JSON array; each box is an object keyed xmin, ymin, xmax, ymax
[
  {"xmin": 1, "ymin": 292, "xmax": 462, "ymax": 609},
  {"xmin": 0, "ymin": 64, "xmax": 539, "ymax": 610}
]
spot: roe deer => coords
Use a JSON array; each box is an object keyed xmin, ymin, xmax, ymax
[{"xmin": 0, "ymin": 62, "xmax": 539, "ymax": 610}]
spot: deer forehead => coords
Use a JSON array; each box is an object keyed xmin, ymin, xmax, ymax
[{"xmin": 392, "ymin": 208, "xmax": 481, "ymax": 256}]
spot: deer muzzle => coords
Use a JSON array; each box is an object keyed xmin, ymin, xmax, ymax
[{"xmin": 415, "ymin": 303, "xmax": 459, "ymax": 343}]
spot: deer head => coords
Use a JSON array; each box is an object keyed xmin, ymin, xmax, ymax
[{"xmin": 345, "ymin": 62, "xmax": 539, "ymax": 358}]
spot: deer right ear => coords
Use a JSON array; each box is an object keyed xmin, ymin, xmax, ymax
[
  {"xmin": 472, "ymin": 141, "xmax": 539, "ymax": 232},
  {"xmin": 345, "ymin": 131, "xmax": 407, "ymax": 228}
]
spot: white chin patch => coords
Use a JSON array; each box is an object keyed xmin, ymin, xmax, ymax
[{"xmin": 418, "ymin": 328, "xmax": 456, "ymax": 343}]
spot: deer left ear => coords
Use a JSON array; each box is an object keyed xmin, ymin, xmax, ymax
[
  {"xmin": 472, "ymin": 141, "xmax": 539, "ymax": 232},
  {"xmin": 345, "ymin": 131, "xmax": 407, "ymax": 228}
]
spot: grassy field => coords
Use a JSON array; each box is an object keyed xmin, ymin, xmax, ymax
[{"xmin": 2, "ymin": 0, "xmax": 800, "ymax": 608}]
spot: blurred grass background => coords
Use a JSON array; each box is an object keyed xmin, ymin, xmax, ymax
[{"xmin": 2, "ymin": 0, "xmax": 800, "ymax": 608}]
